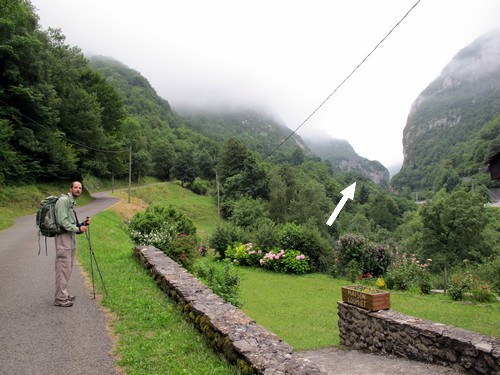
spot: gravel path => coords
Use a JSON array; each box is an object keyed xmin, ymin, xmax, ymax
[{"xmin": 299, "ymin": 346, "xmax": 466, "ymax": 375}]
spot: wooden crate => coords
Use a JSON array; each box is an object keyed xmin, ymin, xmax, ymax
[{"xmin": 341, "ymin": 286, "xmax": 390, "ymax": 311}]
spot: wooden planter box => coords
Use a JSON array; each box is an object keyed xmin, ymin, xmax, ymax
[{"xmin": 341, "ymin": 285, "xmax": 390, "ymax": 311}]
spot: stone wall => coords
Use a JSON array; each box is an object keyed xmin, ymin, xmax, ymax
[
  {"xmin": 135, "ymin": 245, "xmax": 325, "ymax": 374},
  {"xmin": 338, "ymin": 301, "xmax": 500, "ymax": 375}
]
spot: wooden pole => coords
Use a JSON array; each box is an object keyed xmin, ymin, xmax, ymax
[{"xmin": 128, "ymin": 146, "xmax": 132, "ymax": 203}]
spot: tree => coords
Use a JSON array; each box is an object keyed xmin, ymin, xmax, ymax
[
  {"xmin": 217, "ymin": 138, "xmax": 252, "ymax": 183},
  {"xmin": 419, "ymin": 189, "xmax": 493, "ymax": 272}
]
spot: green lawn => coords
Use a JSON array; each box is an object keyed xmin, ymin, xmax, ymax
[{"xmin": 237, "ymin": 266, "xmax": 500, "ymax": 350}]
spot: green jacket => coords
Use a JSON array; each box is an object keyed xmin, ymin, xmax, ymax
[{"xmin": 55, "ymin": 193, "xmax": 80, "ymax": 233}]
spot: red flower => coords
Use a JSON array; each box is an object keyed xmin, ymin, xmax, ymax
[{"xmin": 359, "ymin": 276, "xmax": 363, "ymax": 281}]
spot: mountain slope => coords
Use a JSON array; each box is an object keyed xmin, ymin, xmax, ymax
[
  {"xmin": 303, "ymin": 135, "xmax": 390, "ymax": 186},
  {"xmin": 179, "ymin": 108, "xmax": 309, "ymax": 159},
  {"xmin": 392, "ymin": 29, "xmax": 500, "ymax": 191}
]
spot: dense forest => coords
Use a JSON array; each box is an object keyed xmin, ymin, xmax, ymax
[{"xmin": 1, "ymin": 1, "xmax": 499, "ymax": 289}]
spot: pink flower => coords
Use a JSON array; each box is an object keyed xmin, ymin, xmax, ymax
[
  {"xmin": 295, "ymin": 256, "xmax": 301, "ymax": 260},
  {"xmin": 258, "ymin": 250, "xmax": 262, "ymax": 254}
]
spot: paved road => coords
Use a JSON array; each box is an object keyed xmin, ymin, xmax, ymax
[{"xmin": 0, "ymin": 192, "xmax": 120, "ymax": 375}]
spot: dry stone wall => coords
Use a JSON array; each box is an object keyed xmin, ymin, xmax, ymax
[
  {"xmin": 135, "ymin": 245, "xmax": 325, "ymax": 374},
  {"xmin": 338, "ymin": 301, "xmax": 500, "ymax": 375}
]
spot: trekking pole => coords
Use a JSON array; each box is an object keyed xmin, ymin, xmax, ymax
[{"xmin": 84, "ymin": 221, "xmax": 108, "ymax": 298}]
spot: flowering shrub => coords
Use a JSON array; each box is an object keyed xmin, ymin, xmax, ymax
[
  {"xmin": 385, "ymin": 251, "xmax": 432, "ymax": 293},
  {"xmin": 225, "ymin": 243, "xmax": 310, "ymax": 274},
  {"xmin": 259, "ymin": 248, "xmax": 310, "ymax": 274},
  {"xmin": 130, "ymin": 222, "xmax": 177, "ymax": 252},
  {"xmin": 448, "ymin": 272, "xmax": 496, "ymax": 302},
  {"xmin": 225, "ymin": 242, "xmax": 262, "ymax": 267},
  {"xmin": 129, "ymin": 205, "xmax": 198, "ymax": 266},
  {"xmin": 169, "ymin": 233, "xmax": 200, "ymax": 269},
  {"xmin": 336, "ymin": 234, "xmax": 391, "ymax": 278}
]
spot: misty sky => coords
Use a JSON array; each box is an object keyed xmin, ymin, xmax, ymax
[{"xmin": 30, "ymin": 0, "xmax": 500, "ymax": 169}]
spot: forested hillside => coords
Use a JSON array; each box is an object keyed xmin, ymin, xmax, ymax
[{"xmin": 392, "ymin": 29, "xmax": 500, "ymax": 194}]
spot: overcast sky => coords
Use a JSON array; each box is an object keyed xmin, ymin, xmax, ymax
[{"xmin": 31, "ymin": 0, "xmax": 500, "ymax": 169}]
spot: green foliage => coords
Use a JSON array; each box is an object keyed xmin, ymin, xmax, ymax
[
  {"xmin": 209, "ymin": 224, "xmax": 243, "ymax": 259},
  {"xmin": 189, "ymin": 177, "xmax": 210, "ymax": 196},
  {"xmin": 448, "ymin": 270, "xmax": 496, "ymax": 302},
  {"xmin": 385, "ymin": 252, "xmax": 432, "ymax": 292},
  {"xmin": 335, "ymin": 234, "xmax": 390, "ymax": 278},
  {"xmin": 192, "ymin": 259, "xmax": 241, "ymax": 306},
  {"xmin": 225, "ymin": 242, "xmax": 263, "ymax": 267},
  {"xmin": 0, "ymin": 4, "xmax": 128, "ymax": 183},
  {"xmin": 228, "ymin": 197, "xmax": 269, "ymax": 228},
  {"xmin": 129, "ymin": 205, "xmax": 197, "ymax": 264},
  {"xmin": 259, "ymin": 248, "xmax": 310, "ymax": 274},
  {"xmin": 475, "ymin": 256, "xmax": 500, "ymax": 294},
  {"xmin": 419, "ymin": 189, "xmax": 493, "ymax": 272},
  {"xmin": 276, "ymin": 222, "xmax": 331, "ymax": 268},
  {"xmin": 226, "ymin": 242, "xmax": 310, "ymax": 274}
]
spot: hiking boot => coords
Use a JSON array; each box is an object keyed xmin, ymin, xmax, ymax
[
  {"xmin": 68, "ymin": 295, "xmax": 76, "ymax": 301},
  {"xmin": 54, "ymin": 299, "xmax": 73, "ymax": 307}
]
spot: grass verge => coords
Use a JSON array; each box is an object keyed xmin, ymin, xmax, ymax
[{"xmin": 76, "ymin": 210, "xmax": 238, "ymax": 374}]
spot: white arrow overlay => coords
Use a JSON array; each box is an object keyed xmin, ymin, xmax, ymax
[{"xmin": 326, "ymin": 182, "xmax": 356, "ymax": 226}]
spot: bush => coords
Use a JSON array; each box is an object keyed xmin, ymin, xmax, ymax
[
  {"xmin": 169, "ymin": 233, "xmax": 200, "ymax": 269},
  {"xmin": 385, "ymin": 252, "xmax": 432, "ymax": 291},
  {"xmin": 129, "ymin": 205, "xmax": 198, "ymax": 266},
  {"xmin": 189, "ymin": 177, "xmax": 209, "ymax": 195},
  {"xmin": 228, "ymin": 197, "xmax": 269, "ymax": 228},
  {"xmin": 475, "ymin": 257, "xmax": 500, "ymax": 294},
  {"xmin": 276, "ymin": 222, "xmax": 331, "ymax": 269},
  {"xmin": 225, "ymin": 243, "xmax": 310, "ymax": 274},
  {"xmin": 249, "ymin": 220, "xmax": 278, "ymax": 250},
  {"xmin": 192, "ymin": 260, "xmax": 240, "ymax": 306},
  {"xmin": 209, "ymin": 224, "xmax": 242, "ymax": 259},
  {"xmin": 448, "ymin": 271, "xmax": 496, "ymax": 302},
  {"xmin": 225, "ymin": 242, "xmax": 263, "ymax": 267},
  {"xmin": 336, "ymin": 234, "xmax": 391, "ymax": 278},
  {"xmin": 129, "ymin": 205, "xmax": 196, "ymax": 239},
  {"xmin": 259, "ymin": 248, "xmax": 310, "ymax": 274}
]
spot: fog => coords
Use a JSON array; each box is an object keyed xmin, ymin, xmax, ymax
[{"xmin": 31, "ymin": 0, "xmax": 500, "ymax": 169}]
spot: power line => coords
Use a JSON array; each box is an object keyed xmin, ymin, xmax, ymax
[{"xmin": 264, "ymin": 0, "xmax": 422, "ymax": 160}]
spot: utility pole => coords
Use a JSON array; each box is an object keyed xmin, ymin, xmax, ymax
[
  {"xmin": 128, "ymin": 146, "xmax": 132, "ymax": 203},
  {"xmin": 216, "ymin": 171, "xmax": 220, "ymax": 225}
]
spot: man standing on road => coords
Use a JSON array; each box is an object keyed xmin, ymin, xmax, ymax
[{"xmin": 54, "ymin": 181, "xmax": 90, "ymax": 307}]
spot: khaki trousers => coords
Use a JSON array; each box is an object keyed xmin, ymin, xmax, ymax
[{"xmin": 54, "ymin": 232, "xmax": 76, "ymax": 302}]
